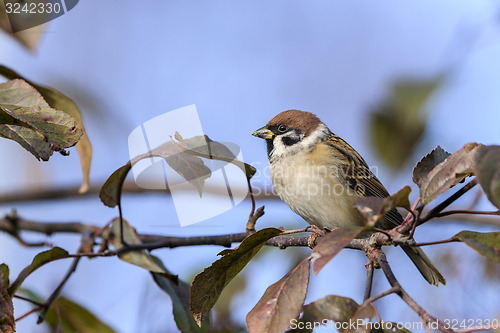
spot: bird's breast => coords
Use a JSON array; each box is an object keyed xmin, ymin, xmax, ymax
[{"xmin": 269, "ymin": 152, "xmax": 363, "ymax": 229}]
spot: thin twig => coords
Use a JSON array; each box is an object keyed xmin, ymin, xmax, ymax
[
  {"xmin": 13, "ymin": 295, "xmax": 44, "ymax": 307},
  {"xmin": 412, "ymin": 238, "xmax": 461, "ymax": 247},
  {"xmin": 15, "ymin": 306, "xmax": 42, "ymax": 322},
  {"xmin": 375, "ymin": 249, "xmax": 453, "ymax": 333},
  {"xmin": 419, "ymin": 178, "xmax": 478, "ymax": 225},
  {"xmin": 37, "ymin": 257, "xmax": 81, "ymax": 324},
  {"xmin": 362, "ymin": 285, "xmax": 399, "ymax": 305},
  {"xmin": 246, "ymin": 205, "xmax": 265, "ymax": 231},
  {"xmin": 434, "ymin": 210, "xmax": 500, "ymax": 218},
  {"xmin": 363, "ymin": 260, "xmax": 374, "ymax": 301},
  {"xmin": 247, "ymin": 178, "xmax": 256, "ymax": 218}
]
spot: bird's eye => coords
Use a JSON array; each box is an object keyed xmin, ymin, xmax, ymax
[{"xmin": 277, "ymin": 124, "xmax": 288, "ymax": 133}]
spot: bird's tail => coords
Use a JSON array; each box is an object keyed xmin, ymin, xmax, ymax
[{"xmin": 401, "ymin": 245, "xmax": 446, "ymax": 286}]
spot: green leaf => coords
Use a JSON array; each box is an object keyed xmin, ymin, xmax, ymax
[
  {"xmin": 0, "ymin": 65, "xmax": 92, "ymax": 192},
  {"xmin": 311, "ymin": 227, "xmax": 365, "ymax": 275},
  {"xmin": 418, "ymin": 142, "xmax": 480, "ymax": 204},
  {"xmin": 0, "ymin": 269, "xmax": 15, "ymax": 333},
  {"xmin": 452, "ymin": 231, "xmax": 500, "ymax": 264},
  {"xmin": 473, "ymin": 145, "xmax": 500, "ymax": 209},
  {"xmin": 151, "ymin": 256, "xmax": 210, "ymax": 333},
  {"xmin": 111, "ymin": 218, "xmax": 169, "ymax": 274},
  {"xmin": 99, "ymin": 163, "xmax": 132, "ymax": 207},
  {"xmin": 369, "ymin": 78, "xmax": 440, "ymax": 170},
  {"xmin": 8, "ymin": 247, "xmax": 69, "ymax": 296},
  {"xmin": 246, "ymin": 258, "xmax": 310, "ymax": 333},
  {"xmin": 20, "ymin": 288, "xmax": 116, "ymax": 333},
  {"xmin": 413, "ymin": 146, "xmax": 451, "ymax": 187},
  {"xmin": 190, "ymin": 228, "xmax": 282, "ymax": 326},
  {"xmin": 46, "ymin": 297, "xmax": 116, "ymax": 333},
  {"xmin": 0, "ymin": 79, "xmax": 82, "ymax": 160},
  {"xmin": 354, "ymin": 186, "xmax": 411, "ymax": 227}
]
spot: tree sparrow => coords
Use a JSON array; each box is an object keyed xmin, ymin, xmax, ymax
[{"xmin": 252, "ymin": 110, "xmax": 445, "ymax": 286}]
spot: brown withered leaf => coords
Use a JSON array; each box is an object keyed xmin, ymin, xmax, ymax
[
  {"xmin": 452, "ymin": 231, "xmax": 500, "ymax": 264},
  {"xmin": 473, "ymin": 145, "xmax": 500, "ymax": 209},
  {"xmin": 288, "ymin": 295, "xmax": 361, "ymax": 333},
  {"xmin": 354, "ymin": 186, "xmax": 411, "ymax": 226},
  {"xmin": 174, "ymin": 132, "xmax": 256, "ymax": 179},
  {"xmin": 311, "ymin": 227, "xmax": 365, "ymax": 275},
  {"xmin": 0, "ymin": 270, "xmax": 14, "ymax": 333},
  {"xmin": 0, "ymin": 65, "xmax": 92, "ymax": 193},
  {"xmin": 111, "ymin": 218, "xmax": 170, "ymax": 275},
  {"xmin": 246, "ymin": 258, "xmax": 310, "ymax": 333},
  {"xmin": 419, "ymin": 142, "xmax": 480, "ymax": 204},
  {"xmin": 190, "ymin": 228, "xmax": 282, "ymax": 327},
  {"xmin": 413, "ymin": 146, "xmax": 450, "ymax": 187},
  {"xmin": 99, "ymin": 141, "xmax": 210, "ymax": 208},
  {"xmin": 0, "ymin": 3, "xmax": 45, "ymax": 51}
]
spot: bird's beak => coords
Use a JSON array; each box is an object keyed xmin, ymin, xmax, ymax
[{"xmin": 252, "ymin": 126, "xmax": 274, "ymax": 140}]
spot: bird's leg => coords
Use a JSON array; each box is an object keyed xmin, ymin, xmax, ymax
[{"xmin": 306, "ymin": 225, "xmax": 328, "ymax": 248}]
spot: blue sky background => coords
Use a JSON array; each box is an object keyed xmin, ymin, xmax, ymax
[{"xmin": 1, "ymin": 1, "xmax": 500, "ymax": 332}]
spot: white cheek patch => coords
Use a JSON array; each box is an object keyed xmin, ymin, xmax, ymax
[{"xmin": 268, "ymin": 123, "xmax": 330, "ymax": 163}]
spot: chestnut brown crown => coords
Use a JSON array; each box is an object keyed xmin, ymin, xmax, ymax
[{"xmin": 266, "ymin": 110, "xmax": 323, "ymax": 137}]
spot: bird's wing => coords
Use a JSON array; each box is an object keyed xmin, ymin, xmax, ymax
[{"xmin": 325, "ymin": 134, "xmax": 403, "ymax": 227}]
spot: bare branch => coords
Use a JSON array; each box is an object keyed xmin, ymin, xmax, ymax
[
  {"xmin": 374, "ymin": 249, "xmax": 453, "ymax": 333},
  {"xmin": 364, "ymin": 260, "xmax": 374, "ymax": 301}
]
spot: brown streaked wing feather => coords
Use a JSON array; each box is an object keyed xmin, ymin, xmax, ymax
[{"xmin": 324, "ymin": 134, "xmax": 403, "ymax": 227}]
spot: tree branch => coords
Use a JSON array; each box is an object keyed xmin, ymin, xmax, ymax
[{"xmin": 373, "ymin": 249, "xmax": 453, "ymax": 333}]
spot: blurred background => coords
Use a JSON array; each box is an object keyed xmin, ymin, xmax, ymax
[{"xmin": 1, "ymin": 1, "xmax": 500, "ymax": 332}]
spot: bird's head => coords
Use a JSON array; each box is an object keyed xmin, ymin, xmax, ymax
[{"xmin": 252, "ymin": 110, "xmax": 331, "ymax": 162}]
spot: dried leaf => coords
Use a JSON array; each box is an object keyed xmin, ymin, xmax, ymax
[
  {"xmin": 0, "ymin": 65, "xmax": 92, "ymax": 193},
  {"xmin": 190, "ymin": 228, "xmax": 282, "ymax": 327},
  {"xmin": 111, "ymin": 218, "xmax": 169, "ymax": 274},
  {"xmin": 473, "ymin": 145, "xmax": 500, "ymax": 209},
  {"xmin": 0, "ymin": 79, "xmax": 82, "ymax": 160},
  {"xmin": 311, "ymin": 227, "xmax": 365, "ymax": 275},
  {"xmin": 174, "ymin": 132, "xmax": 256, "ymax": 179},
  {"xmin": 452, "ymin": 231, "xmax": 500, "ymax": 264},
  {"xmin": 369, "ymin": 78, "xmax": 440, "ymax": 170},
  {"xmin": 413, "ymin": 146, "xmax": 450, "ymax": 187},
  {"xmin": 0, "ymin": 2, "xmax": 45, "ymax": 51},
  {"xmin": 151, "ymin": 258, "xmax": 210, "ymax": 333},
  {"xmin": 289, "ymin": 295, "xmax": 361, "ymax": 333},
  {"xmin": 99, "ymin": 141, "xmax": 210, "ymax": 208},
  {"xmin": 419, "ymin": 142, "xmax": 480, "ymax": 204},
  {"xmin": 354, "ymin": 186, "xmax": 411, "ymax": 226},
  {"xmin": 8, "ymin": 247, "xmax": 69, "ymax": 296},
  {"xmin": 0, "ymin": 270, "xmax": 14, "ymax": 333},
  {"xmin": 246, "ymin": 259, "xmax": 310, "ymax": 333}
]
